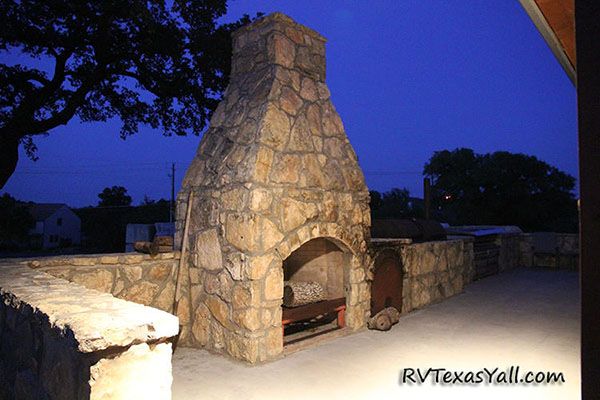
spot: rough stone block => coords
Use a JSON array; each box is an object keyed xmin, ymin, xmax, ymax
[
  {"xmin": 120, "ymin": 281, "xmax": 160, "ymax": 306},
  {"xmin": 71, "ymin": 269, "xmax": 114, "ymax": 293},
  {"xmin": 263, "ymin": 267, "xmax": 283, "ymax": 301},
  {"xmin": 233, "ymin": 307, "xmax": 261, "ymax": 331},
  {"xmin": 121, "ymin": 266, "xmax": 143, "ymax": 283},
  {"xmin": 71, "ymin": 257, "xmax": 97, "ymax": 266},
  {"xmin": 147, "ymin": 263, "xmax": 172, "ymax": 282},
  {"xmin": 99, "ymin": 255, "xmax": 120, "ymax": 265},
  {"xmin": 89, "ymin": 342, "xmax": 173, "ymax": 400},
  {"xmin": 122, "ymin": 254, "xmax": 145, "ymax": 265},
  {"xmin": 206, "ymin": 296, "xmax": 235, "ymax": 330}
]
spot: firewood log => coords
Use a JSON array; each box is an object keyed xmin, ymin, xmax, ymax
[
  {"xmin": 153, "ymin": 235, "xmax": 174, "ymax": 247},
  {"xmin": 385, "ymin": 306, "xmax": 401, "ymax": 324},
  {"xmin": 368, "ymin": 306, "xmax": 401, "ymax": 331},
  {"xmin": 283, "ymin": 281, "xmax": 326, "ymax": 307},
  {"xmin": 134, "ymin": 241, "xmax": 153, "ymax": 254},
  {"xmin": 134, "ymin": 241, "xmax": 171, "ymax": 256},
  {"xmin": 368, "ymin": 312, "xmax": 392, "ymax": 331}
]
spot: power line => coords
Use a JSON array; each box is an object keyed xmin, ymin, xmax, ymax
[
  {"xmin": 16, "ymin": 160, "xmax": 189, "ymax": 168},
  {"xmin": 14, "ymin": 170, "xmax": 166, "ymax": 176},
  {"xmin": 13, "ymin": 161, "xmax": 190, "ymax": 176},
  {"xmin": 168, "ymin": 162, "xmax": 175, "ymax": 223},
  {"xmin": 21, "ymin": 161, "xmax": 171, "ymax": 168},
  {"xmin": 363, "ymin": 170, "xmax": 422, "ymax": 176}
]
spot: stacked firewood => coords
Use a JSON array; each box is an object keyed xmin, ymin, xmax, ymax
[
  {"xmin": 283, "ymin": 281, "xmax": 326, "ymax": 307},
  {"xmin": 134, "ymin": 235, "xmax": 173, "ymax": 256},
  {"xmin": 367, "ymin": 307, "xmax": 401, "ymax": 331}
]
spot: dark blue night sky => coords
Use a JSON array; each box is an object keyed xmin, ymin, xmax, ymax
[{"xmin": 1, "ymin": 1, "xmax": 577, "ymax": 207}]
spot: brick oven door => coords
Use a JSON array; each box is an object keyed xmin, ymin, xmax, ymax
[{"xmin": 371, "ymin": 252, "xmax": 403, "ymax": 315}]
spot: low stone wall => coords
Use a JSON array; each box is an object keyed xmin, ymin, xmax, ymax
[
  {"xmin": 518, "ymin": 233, "xmax": 579, "ymax": 269},
  {"xmin": 0, "ymin": 264, "xmax": 178, "ymax": 399},
  {"xmin": 519, "ymin": 234, "xmax": 534, "ymax": 267},
  {"xmin": 369, "ymin": 239, "xmax": 474, "ymax": 314},
  {"xmin": 2, "ymin": 252, "xmax": 179, "ymax": 314},
  {"xmin": 555, "ymin": 233, "xmax": 579, "ymax": 254},
  {"xmin": 461, "ymin": 237, "xmax": 476, "ymax": 282},
  {"xmin": 495, "ymin": 233, "xmax": 522, "ymax": 272}
]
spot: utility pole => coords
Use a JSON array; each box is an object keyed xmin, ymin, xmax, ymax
[
  {"xmin": 169, "ymin": 163, "xmax": 175, "ymax": 223},
  {"xmin": 423, "ymin": 177, "xmax": 431, "ymax": 220}
]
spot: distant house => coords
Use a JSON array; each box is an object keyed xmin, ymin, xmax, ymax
[
  {"xmin": 28, "ymin": 203, "xmax": 81, "ymax": 249},
  {"xmin": 408, "ymin": 197, "xmax": 424, "ymax": 210}
]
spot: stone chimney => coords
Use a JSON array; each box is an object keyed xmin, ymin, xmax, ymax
[{"xmin": 176, "ymin": 13, "xmax": 371, "ymax": 363}]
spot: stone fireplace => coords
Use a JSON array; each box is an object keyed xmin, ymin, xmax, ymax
[{"xmin": 175, "ymin": 12, "xmax": 371, "ymax": 363}]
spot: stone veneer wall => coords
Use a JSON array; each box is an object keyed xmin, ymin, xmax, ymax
[
  {"xmin": 0, "ymin": 264, "xmax": 178, "ymax": 399},
  {"xmin": 175, "ymin": 13, "xmax": 371, "ymax": 363},
  {"xmin": 495, "ymin": 233, "xmax": 522, "ymax": 272},
  {"xmin": 555, "ymin": 233, "xmax": 579, "ymax": 254},
  {"xmin": 370, "ymin": 239, "xmax": 474, "ymax": 313},
  {"xmin": 1, "ymin": 252, "xmax": 179, "ymax": 314},
  {"xmin": 519, "ymin": 233, "xmax": 579, "ymax": 269},
  {"xmin": 519, "ymin": 234, "xmax": 535, "ymax": 267}
]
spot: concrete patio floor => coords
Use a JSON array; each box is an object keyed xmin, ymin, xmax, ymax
[{"xmin": 172, "ymin": 268, "xmax": 580, "ymax": 400}]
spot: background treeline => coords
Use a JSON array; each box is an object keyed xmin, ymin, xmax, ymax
[
  {"xmin": 76, "ymin": 198, "xmax": 170, "ymax": 253},
  {"xmin": 1, "ymin": 148, "xmax": 579, "ymax": 255},
  {"xmin": 423, "ymin": 148, "xmax": 578, "ymax": 233}
]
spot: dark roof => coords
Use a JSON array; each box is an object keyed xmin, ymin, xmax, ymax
[{"xmin": 28, "ymin": 203, "xmax": 67, "ymax": 221}]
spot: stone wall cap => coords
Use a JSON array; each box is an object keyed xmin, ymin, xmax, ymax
[
  {"xmin": 370, "ymin": 238, "xmax": 413, "ymax": 245},
  {"xmin": 0, "ymin": 264, "xmax": 179, "ymax": 353},
  {"xmin": 0, "ymin": 251, "xmax": 180, "ymax": 268},
  {"xmin": 446, "ymin": 235, "xmax": 475, "ymax": 242},
  {"xmin": 233, "ymin": 12, "xmax": 327, "ymax": 43}
]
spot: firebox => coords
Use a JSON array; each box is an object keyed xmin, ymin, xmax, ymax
[
  {"xmin": 281, "ymin": 238, "xmax": 349, "ymax": 345},
  {"xmin": 175, "ymin": 12, "xmax": 371, "ymax": 363}
]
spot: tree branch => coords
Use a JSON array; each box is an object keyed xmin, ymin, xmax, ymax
[
  {"xmin": 1, "ymin": 64, "xmax": 107, "ymax": 139},
  {"xmin": 22, "ymin": 71, "xmax": 50, "ymax": 86},
  {"xmin": 46, "ymin": 51, "xmax": 69, "ymax": 91},
  {"xmin": 1, "ymin": 50, "xmax": 71, "ymax": 136},
  {"xmin": 26, "ymin": 72, "xmax": 105, "ymax": 135}
]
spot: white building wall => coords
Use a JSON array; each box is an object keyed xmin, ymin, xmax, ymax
[{"xmin": 42, "ymin": 207, "xmax": 81, "ymax": 248}]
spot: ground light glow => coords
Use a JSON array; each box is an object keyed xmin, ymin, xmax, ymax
[{"xmin": 172, "ymin": 269, "xmax": 579, "ymax": 400}]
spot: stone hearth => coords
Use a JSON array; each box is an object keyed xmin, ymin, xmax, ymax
[{"xmin": 175, "ymin": 13, "xmax": 371, "ymax": 363}]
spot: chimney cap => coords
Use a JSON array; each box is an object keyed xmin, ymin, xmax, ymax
[{"xmin": 232, "ymin": 12, "xmax": 327, "ymax": 43}]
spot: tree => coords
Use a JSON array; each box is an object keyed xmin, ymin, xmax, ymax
[
  {"xmin": 140, "ymin": 194, "xmax": 157, "ymax": 206},
  {"xmin": 0, "ymin": 193, "xmax": 34, "ymax": 248},
  {"xmin": 78, "ymin": 195, "xmax": 169, "ymax": 252},
  {"xmin": 370, "ymin": 187, "xmax": 423, "ymax": 219},
  {"xmin": 423, "ymin": 148, "xmax": 578, "ymax": 232},
  {"xmin": 98, "ymin": 186, "xmax": 132, "ymax": 207},
  {"xmin": 0, "ymin": 1, "xmax": 258, "ymax": 188},
  {"xmin": 369, "ymin": 190, "xmax": 382, "ymax": 211},
  {"xmin": 380, "ymin": 188, "xmax": 410, "ymax": 218}
]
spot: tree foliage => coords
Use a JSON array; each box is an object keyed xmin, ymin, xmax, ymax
[
  {"xmin": 97, "ymin": 185, "xmax": 132, "ymax": 207},
  {"xmin": 77, "ymin": 197, "xmax": 169, "ymax": 252},
  {"xmin": 423, "ymin": 148, "xmax": 578, "ymax": 232},
  {"xmin": 0, "ymin": 193, "xmax": 34, "ymax": 248},
  {"xmin": 369, "ymin": 188, "xmax": 424, "ymax": 220},
  {"xmin": 0, "ymin": 0, "xmax": 257, "ymax": 188}
]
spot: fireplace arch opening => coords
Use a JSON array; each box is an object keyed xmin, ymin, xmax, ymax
[{"xmin": 281, "ymin": 237, "xmax": 351, "ymax": 345}]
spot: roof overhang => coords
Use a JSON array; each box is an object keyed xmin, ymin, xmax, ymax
[{"xmin": 518, "ymin": 0, "xmax": 576, "ymax": 85}]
